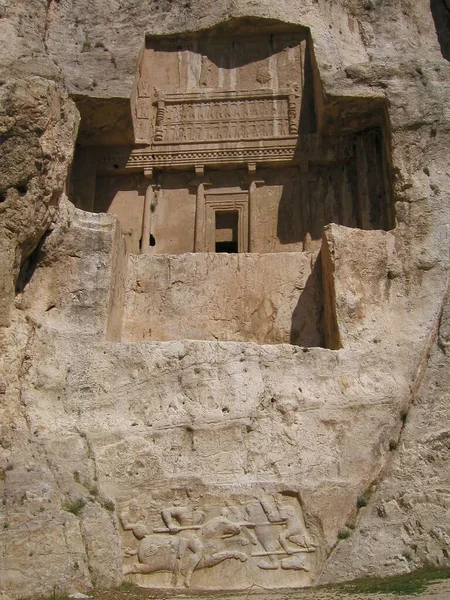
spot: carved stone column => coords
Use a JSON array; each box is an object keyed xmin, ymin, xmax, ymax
[
  {"xmin": 248, "ymin": 179, "xmax": 264, "ymax": 253},
  {"xmin": 194, "ymin": 180, "xmax": 211, "ymax": 252},
  {"xmin": 141, "ymin": 169, "xmax": 154, "ymax": 254}
]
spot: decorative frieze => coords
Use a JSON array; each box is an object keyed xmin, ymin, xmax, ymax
[{"xmin": 151, "ymin": 90, "xmax": 296, "ymax": 145}]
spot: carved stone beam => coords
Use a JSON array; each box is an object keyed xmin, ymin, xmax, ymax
[{"xmin": 247, "ymin": 162, "xmax": 257, "ymax": 176}]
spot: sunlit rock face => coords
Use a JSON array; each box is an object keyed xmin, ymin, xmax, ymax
[{"xmin": 1, "ymin": 1, "xmax": 450, "ymax": 598}]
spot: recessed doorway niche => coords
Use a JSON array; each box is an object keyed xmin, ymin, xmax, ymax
[{"xmin": 215, "ymin": 211, "xmax": 239, "ymax": 253}]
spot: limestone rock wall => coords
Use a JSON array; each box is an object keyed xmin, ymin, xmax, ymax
[
  {"xmin": 320, "ymin": 286, "xmax": 450, "ymax": 582},
  {"xmin": 0, "ymin": 77, "xmax": 78, "ymax": 326},
  {"xmin": 1, "ymin": 205, "xmax": 446, "ymax": 595},
  {"xmin": 1, "ymin": 0, "xmax": 450, "ymax": 597}
]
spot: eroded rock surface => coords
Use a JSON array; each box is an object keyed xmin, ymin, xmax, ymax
[
  {"xmin": 320, "ymin": 286, "xmax": 450, "ymax": 582},
  {"xmin": 1, "ymin": 0, "xmax": 450, "ymax": 598}
]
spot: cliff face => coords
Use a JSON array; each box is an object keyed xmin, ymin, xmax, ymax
[{"xmin": 1, "ymin": 1, "xmax": 450, "ymax": 598}]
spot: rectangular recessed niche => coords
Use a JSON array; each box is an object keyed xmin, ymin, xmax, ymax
[
  {"xmin": 215, "ymin": 210, "xmax": 238, "ymax": 253},
  {"xmin": 205, "ymin": 191, "xmax": 249, "ymax": 252}
]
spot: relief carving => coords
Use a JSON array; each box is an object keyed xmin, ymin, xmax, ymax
[
  {"xmin": 199, "ymin": 55, "xmax": 217, "ymax": 88},
  {"xmin": 137, "ymin": 79, "xmax": 152, "ymax": 98},
  {"xmin": 256, "ymin": 65, "xmax": 272, "ymax": 86},
  {"xmin": 135, "ymin": 119, "xmax": 149, "ymax": 142},
  {"xmin": 130, "ymin": 28, "xmax": 316, "ymax": 169},
  {"xmin": 136, "ymin": 99, "xmax": 150, "ymax": 120},
  {"xmin": 120, "ymin": 489, "xmax": 315, "ymax": 588},
  {"xmin": 152, "ymin": 92, "xmax": 293, "ymax": 145}
]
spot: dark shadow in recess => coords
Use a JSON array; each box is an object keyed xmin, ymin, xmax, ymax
[
  {"xmin": 290, "ymin": 252, "xmax": 324, "ymax": 347},
  {"xmin": 431, "ymin": 0, "xmax": 450, "ymax": 61},
  {"xmin": 15, "ymin": 231, "xmax": 50, "ymax": 294}
]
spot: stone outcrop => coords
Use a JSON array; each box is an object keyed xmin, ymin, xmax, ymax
[
  {"xmin": 1, "ymin": 0, "xmax": 450, "ymax": 598},
  {"xmin": 0, "ymin": 77, "xmax": 78, "ymax": 326},
  {"xmin": 320, "ymin": 285, "xmax": 450, "ymax": 582}
]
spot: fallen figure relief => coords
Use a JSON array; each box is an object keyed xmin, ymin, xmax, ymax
[{"xmin": 120, "ymin": 491, "xmax": 316, "ymax": 587}]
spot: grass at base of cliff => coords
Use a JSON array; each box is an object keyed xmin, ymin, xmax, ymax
[
  {"xmin": 332, "ymin": 566, "xmax": 450, "ymax": 595},
  {"xmin": 21, "ymin": 567, "xmax": 450, "ymax": 600}
]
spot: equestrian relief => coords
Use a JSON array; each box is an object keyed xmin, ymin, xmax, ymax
[{"xmin": 120, "ymin": 490, "xmax": 316, "ymax": 589}]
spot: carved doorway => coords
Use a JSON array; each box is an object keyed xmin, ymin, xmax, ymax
[
  {"xmin": 215, "ymin": 211, "xmax": 239, "ymax": 252},
  {"xmin": 204, "ymin": 191, "xmax": 249, "ymax": 252}
]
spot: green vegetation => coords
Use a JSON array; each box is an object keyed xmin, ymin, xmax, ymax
[
  {"xmin": 364, "ymin": 0, "xmax": 384, "ymax": 9},
  {"xmin": 402, "ymin": 550, "xmax": 412, "ymax": 561},
  {"xmin": 357, "ymin": 494, "xmax": 369, "ymax": 508},
  {"xmin": 117, "ymin": 580, "xmax": 139, "ymax": 592},
  {"xmin": 62, "ymin": 497, "xmax": 86, "ymax": 516},
  {"xmin": 102, "ymin": 499, "xmax": 115, "ymax": 512},
  {"xmin": 337, "ymin": 527, "xmax": 351, "ymax": 540},
  {"xmin": 336, "ymin": 567, "xmax": 450, "ymax": 596},
  {"xmin": 20, "ymin": 567, "xmax": 450, "ymax": 600}
]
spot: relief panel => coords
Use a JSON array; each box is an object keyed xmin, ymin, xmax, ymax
[
  {"xmin": 119, "ymin": 488, "xmax": 316, "ymax": 589},
  {"xmin": 158, "ymin": 92, "xmax": 294, "ymax": 145}
]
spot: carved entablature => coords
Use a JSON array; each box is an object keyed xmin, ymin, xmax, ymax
[{"xmin": 95, "ymin": 134, "xmax": 356, "ymax": 173}]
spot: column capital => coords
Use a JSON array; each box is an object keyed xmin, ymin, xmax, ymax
[{"xmin": 195, "ymin": 164, "xmax": 205, "ymax": 178}]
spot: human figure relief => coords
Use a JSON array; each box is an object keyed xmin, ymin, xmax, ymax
[
  {"xmin": 245, "ymin": 495, "xmax": 281, "ymax": 570},
  {"xmin": 274, "ymin": 496, "xmax": 313, "ymax": 554},
  {"xmin": 121, "ymin": 492, "xmax": 248, "ymax": 587},
  {"xmin": 119, "ymin": 499, "xmax": 177, "ymax": 578},
  {"xmin": 181, "ymin": 509, "xmax": 248, "ymax": 587},
  {"xmin": 137, "ymin": 79, "xmax": 151, "ymax": 98},
  {"xmin": 259, "ymin": 493, "xmax": 314, "ymax": 571},
  {"xmin": 136, "ymin": 99, "xmax": 149, "ymax": 119},
  {"xmin": 159, "ymin": 488, "xmax": 205, "ymax": 583},
  {"xmin": 199, "ymin": 55, "xmax": 215, "ymax": 87}
]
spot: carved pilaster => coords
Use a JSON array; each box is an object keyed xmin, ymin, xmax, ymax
[
  {"xmin": 194, "ymin": 181, "xmax": 212, "ymax": 252},
  {"xmin": 248, "ymin": 179, "xmax": 265, "ymax": 253},
  {"xmin": 141, "ymin": 170, "xmax": 158, "ymax": 255},
  {"xmin": 154, "ymin": 100, "xmax": 166, "ymax": 142},
  {"xmin": 288, "ymin": 94, "xmax": 298, "ymax": 135}
]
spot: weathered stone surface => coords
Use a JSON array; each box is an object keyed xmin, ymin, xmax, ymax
[
  {"xmin": 0, "ymin": 77, "xmax": 78, "ymax": 326},
  {"xmin": 320, "ymin": 286, "xmax": 450, "ymax": 582},
  {"xmin": 1, "ymin": 0, "xmax": 450, "ymax": 597},
  {"xmin": 122, "ymin": 251, "xmax": 321, "ymax": 345},
  {"xmin": 0, "ymin": 204, "xmax": 444, "ymax": 594}
]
